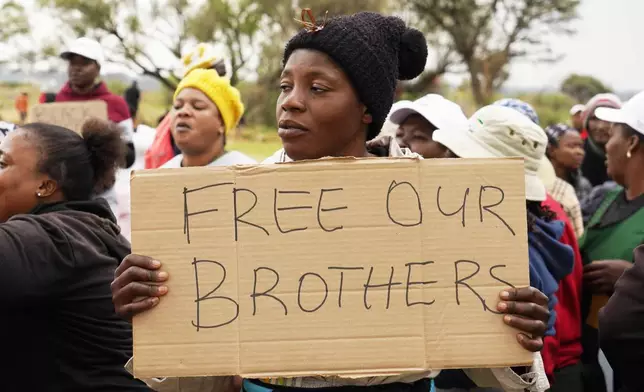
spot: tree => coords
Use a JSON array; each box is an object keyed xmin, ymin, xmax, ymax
[
  {"xmin": 0, "ymin": 1, "xmax": 30, "ymax": 63},
  {"xmin": 561, "ymin": 74, "xmax": 612, "ymax": 104},
  {"xmin": 405, "ymin": 0, "xmax": 580, "ymax": 106},
  {"xmin": 37, "ymin": 0, "xmax": 196, "ymax": 90},
  {"xmin": 188, "ymin": 0, "xmax": 288, "ymax": 86}
]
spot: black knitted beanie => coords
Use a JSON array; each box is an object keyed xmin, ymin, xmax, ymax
[{"xmin": 283, "ymin": 11, "xmax": 428, "ymax": 140}]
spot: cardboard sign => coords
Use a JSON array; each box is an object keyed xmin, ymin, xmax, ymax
[
  {"xmin": 29, "ymin": 101, "xmax": 108, "ymax": 133},
  {"xmin": 130, "ymin": 157, "xmax": 532, "ymax": 379}
]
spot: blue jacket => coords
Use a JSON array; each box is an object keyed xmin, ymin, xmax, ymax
[{"xmin": 528, "ymin": 217, "xmax": 575, "ymax": 336}]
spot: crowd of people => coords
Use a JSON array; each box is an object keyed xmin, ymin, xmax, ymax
[{"xmin": 1, "ymin": 7, "xmax": 643, "ymax": 392}]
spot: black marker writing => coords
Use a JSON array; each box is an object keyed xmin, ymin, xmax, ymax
[
  {"xmin": 454, "ymin": 260, "xmax": 501, "ymax": 314},
  {"xmin": 405, "ymin": 261, "xmax": 437, "ymax": 307},
  {"xmin": 297, "ymin": 273, "xmax": 329, "ymax": 313},
  {"xmin": 183, "ymin": 182, "xmax": 233, "ymax": 244},
  {"xmin": 191, "ymin": 258, "xmax": 239, "ymax": 331},
  {"xmin": 436, "ymin": 186, "xmax": 470, "ymax": 227},
  {"xmin": 273, "ymin": 189, "xmax": 311, "ymax": 234},
  {"xmin": 328, "ymin": 266, "xmax": 365, "ymax": 307},
  {"xmin": 363, "ymin": 266, "xmax": 402, "ymax": 310},
  {"xmin": 251, "ymin": 267, "xmax": 288, "ymax": 316},
  {"xmin": 489, "ymin": 265, "xmax": 515, "ymax": 288},
  {"xmin": 386, "ymin": 181, "xmax": 422, "ymax": 227},
  {"xmin": 317, "ymin": 188, "xmax": 348, "ymax": 232},
  {"xmin": 234, "ymin": 188, "xmax": 269, "ymax": 241},
  {"xmin": 479, "ymin": 186, "xmax": 515, "ymax": 236}
]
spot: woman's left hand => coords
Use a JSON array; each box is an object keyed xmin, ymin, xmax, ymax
[
  {"xmin": 497, "ymin": 287, "xmax": 549, "ymax": 352},
  {"xmin": 583, "ymin": 260, "xmax": 633, "ymax": 295}
]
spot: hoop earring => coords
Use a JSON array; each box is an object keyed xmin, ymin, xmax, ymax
[{"xmin": 627, "ymin": 150, "xmax": 632, "ymax": 159}]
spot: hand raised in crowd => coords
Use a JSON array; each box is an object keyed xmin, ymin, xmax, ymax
[
  {"xmin": 497, "ymin": 286, "xmax": 549, "ymax": 352},
  {"xmin": 583, "ymin": 260, "xmax": 633, "ymax": 295},
  {"xmin": 111, "ymin": 254, "xmax": 169, "ymax": 321}
]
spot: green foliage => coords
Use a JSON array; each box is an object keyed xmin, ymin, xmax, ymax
[
  {"xmin": 561, "ymin": 74, "xmax": 612, "ymax": 104},
  {"xmin": 0, "ymin": 1, "xmax": 29, "ymax": 41},
  {"xmin": 403, "ymin": 0, "xmax": 580, "ymax": 105},
  {"xmin": 520, "ymin": 92, "xmax": 576, "ymax": 127}
]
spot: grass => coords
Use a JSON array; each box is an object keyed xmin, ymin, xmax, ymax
[{"xmin": 228, "ymin": 138, "xmax": 282, "ymax": 161}]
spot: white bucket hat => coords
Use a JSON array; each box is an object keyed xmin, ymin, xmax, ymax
[
  {"xmin": 595, "ymin": 90, "xmax": 644, "ymax": 135},
  {"xmin": 387, "ymin": 94, "xmax": 468, "ymax": 132},
  {"xmin": 433, "ymin": 105, "xmax": 548, "ymax": 201}
]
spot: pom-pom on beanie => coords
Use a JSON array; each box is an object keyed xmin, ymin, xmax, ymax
[
  {"xmin": 174, "ymin": 69, "xmax": 245, "ymax": 134},
  {"xmin": 283, "ymin": 10, "xmax": 428, "ymax": 140}
]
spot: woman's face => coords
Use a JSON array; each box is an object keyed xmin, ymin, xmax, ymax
[
  {"xmin": 550, "ymin": 131, "xmax": 585, "ymax": 171},
  {"xmin": 171, "ymin": 88, "xmax": 225, "ymax": 157},
  {"xmin": 606, "ymin": 124, "xmax": 640, "ymax": 185},
  {"xmin": 395, "ymin": 114, "xmax": 446, "ymax": 159},
  {"xmin": 0, "ymin": 130, "xmax": 51, "ymax": 222},
  {"xmin": 588, "ymin": 109, "xmax": 613, "ymax": 146},
  {"xmin": 276, "ymin": 49, "xmax": 370, "ymax": 161}
]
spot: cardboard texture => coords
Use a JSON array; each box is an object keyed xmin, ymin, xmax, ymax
[
  {"xmin": 29, "ymin": 101, "xmax": 108, "ymax": 133},
  {"xmin": 130, "ymin": 157, "xmax": 532, "ymax": 379}
]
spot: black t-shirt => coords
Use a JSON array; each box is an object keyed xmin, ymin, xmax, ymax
[{"xmin": 1, "ymin": 201, "xmax": 150, "ymax": 391}]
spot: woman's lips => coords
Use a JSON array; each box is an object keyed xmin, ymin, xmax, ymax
[{"xmin": 278, "ymin": 127, "xmax": 308, "ymax": 138}]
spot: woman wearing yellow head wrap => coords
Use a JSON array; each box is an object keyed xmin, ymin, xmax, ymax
[
  {"xmin": 144, "ymin": 44, "xmax": 248, "ymax": 168},
  {"xmin": 161, "ymin": 68, "xmax": 255, "ymax": 168}
]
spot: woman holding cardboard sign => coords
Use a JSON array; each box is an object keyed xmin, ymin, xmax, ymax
[
  {"xmin": 0, "ymin": 119, "xmax": 150, "ymax": 391},
  {"xmin": 113, "ymin": 9, "xmax": 552, "ymax": 392}
]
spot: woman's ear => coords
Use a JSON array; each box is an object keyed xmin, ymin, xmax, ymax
[
  {"xmin": 546, "ymin": 145, "xmax": 556, "ymax": 159},
  {"xmin": 362, "ymin": 106, "xmax": 373, "ymax": 125},
  {"xmin": 37, "ymin": 179, "xmax": 58, "ymax": 198},
  {"xmin": 627, "ymin": 135, "xmax": 640, "ymax": 156}
]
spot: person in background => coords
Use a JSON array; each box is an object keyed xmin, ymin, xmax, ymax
[
  {"xmin": 545, "ymin": 123, "xmax": 592, "ymax": 201},
  {"xmin": 124, "ymin": 80, "xmax": 141, "ymax": 120},
  {"xmin": 541, "ymin": 195, "xmax": 584, "ymax": 392},
  {"xmin": 569, "ymin": 104, "xmax": 585, "ymax": 133},
  {"xmin": 14, "ymin": 92, "xmax": 29, "ymax": 124},
  {"xmin": 578, "ymin": 90, "xmax": 644, "ymax": 392},
  {"xmin": 55, "ymin": 37, "xmax": 135, "ymax": 221},
  {"xmin": 580, "ymin": 93, "xmax": 622, "ymax": 188},
  {"xmin": 161, "ymin": 68, "xmax": 255, "ymax": 168},
  {"xmin": 387, "ymin": 93, "xmax": 468, "ymax": 158},
  {"xmin": 0, "ymin": 118, "xmax": 149, "ymax": 391},
  {"xmin": 145, "ymin": 43, "xmax": 228, "ymax": 169},
  {"xmin": 114, "ymin": 10, "xmax": 552, "ymax": 392},
  {"xmin": 432, "ymin": 105, "xmax": 574, "ymax": 392},
  {"xmin": 56, "ymin": 37, "xmax": 135, "ymax": 169},
  {"xmin": 494, "ymin": 98, "xmax": 584, "ymax": 238},
  {"xmin": 599, "ymin": 244, "xmax": 644, "ymax": 392}
]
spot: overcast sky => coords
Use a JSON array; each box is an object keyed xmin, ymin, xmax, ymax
[{"xmin": 21, "ymin": 0, "xmax": 644, "ymax": 92}]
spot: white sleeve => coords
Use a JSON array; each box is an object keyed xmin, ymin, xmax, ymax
[
  {"xmin": 464, "ymin": 352, "xmax": 550, "ymax": 392},
  {"xmin": 0, "ymin": 121, "xmax": 17, "ymax": 141},
  {"xmin": 118, "ymin": 118, "xmax": 135, "ymax": 143}
]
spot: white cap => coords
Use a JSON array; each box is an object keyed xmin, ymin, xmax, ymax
[
  {"xmin": 433, "ymin": 105, "xmax": 548, "ymax": 202},
  {"xmin": 595, "ymin": 90, "xmax": 644, "ymax": 135},
  {"xmin": 569, "ymin": 104, "xmax": 585, "ymax": 115},
  {"xmin": 388, "ymin": 94, "xmax": 469, "ymax": 133},
  {"xmin": 60, "ymin": 37, "xmax": 105, "ymax": 66}
]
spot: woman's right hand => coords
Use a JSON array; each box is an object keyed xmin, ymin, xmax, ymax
[{"xmin": 111, "ymin": 254, "xmax": 169, "ymax": 321}]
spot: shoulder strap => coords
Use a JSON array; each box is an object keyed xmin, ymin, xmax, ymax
[{"xmin": 587, "ymin": 187, "xmax": 622, "ymax": 228}]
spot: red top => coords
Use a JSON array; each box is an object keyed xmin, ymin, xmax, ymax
[
  {"xmin": 542, "ymin": 195, "xmax": 584, "ymax": 373},
  {"xmin": 55, "ymin": 82, "xmax": 131, "ymax": 124},
  {"xmin": 144, "ymin": 113, "xmax": 174, "ymax": 169}
]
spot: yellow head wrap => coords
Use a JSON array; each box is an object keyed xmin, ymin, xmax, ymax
[{"xmin": 174, "ymin": 69, "xmax": 245, "ymax": 134}]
